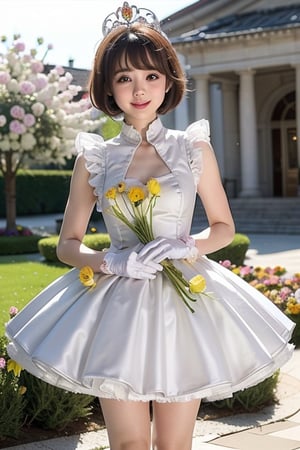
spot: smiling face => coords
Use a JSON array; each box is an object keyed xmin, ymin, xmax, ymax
[
  {"xmin": 89, "ymin": 24, "xmax": 186, "ymax": 117},
  {"xmin": 111, "ymin": 58, "xmax": 167, "ymax": 129}
]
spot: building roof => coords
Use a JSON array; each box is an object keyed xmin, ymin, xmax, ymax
[{"xmin": 172, "ymin": 4, "xmax": 300, "ymax": 43}]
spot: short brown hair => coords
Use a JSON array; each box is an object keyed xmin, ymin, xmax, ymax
[{"xmin": 89, "ymin": 24, "xmax": 186, "ymax": 116}]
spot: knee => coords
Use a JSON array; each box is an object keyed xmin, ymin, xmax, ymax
[
  {"xmin": 152, "ymin": 438, "xmax": 190, "ymax": 450},
  {"xmin": 119, "ymin": 439, "xmax": 149, "ymax": 450}
]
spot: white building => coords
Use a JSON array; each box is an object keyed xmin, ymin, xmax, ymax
[{"xmin": 161, "ymin": 0, "xmax": 300, "ymax": 198}]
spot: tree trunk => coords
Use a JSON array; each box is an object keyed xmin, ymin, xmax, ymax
[{"xmin": 4, "ymin": 151, "xmax": 17, "ymax": 233}]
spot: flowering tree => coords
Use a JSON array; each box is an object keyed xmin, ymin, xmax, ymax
[{"xmin": 0, "ymin": 35, "xmax": 105, "ymax": 234}]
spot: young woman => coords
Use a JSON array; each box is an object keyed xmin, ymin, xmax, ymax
[{"xmin": 7, "ymin": 3, "xmax": 295, "ymax": 449}]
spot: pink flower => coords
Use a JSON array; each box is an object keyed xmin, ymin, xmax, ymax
[
  {"xmin": 33, "ymin": 74, "xmax": 48, "ymax": 91},
  {"xmin": 31, "ymin": 60, "xmax": 44, "ymax": 73},
  {"xmin": 23, "ymin": 113, "xmax": 36, "ymax": 127},
  {"xmin": 14, "ymin": 41, "xmax": 25, "ymax": 52},
  {"xmin": 54, "ymin": 65, "xmax": 65, "ymax": 76},
  {"xmin": 9, "ymin": 306, "xmax": 18, "ymax": 317},
  {"xmin": 0, "ymin": 71, "xmax": 11, "ymax": 84},
  {"xmin": 240, "ymin": 265, "xmax": 252, "ymax": 276},
  {"xmin": 10, "ymin": 105, "xmax": 25, "ymax": 120},
  {"xmin": 0, "ymin": 358, "xmax": 6, "ymax": 370},
  {"xmin": 9, "ymin": 120, "xmax": 26, "ymax": 134},
  {"xmin": 19, "ymin": 81, "xmax": 36, "ymax": 95},
  {"xmin": 48, "ymin": 43, "xmax": 54, "ymax": 50},
  {"xmin": 220, "ymin": 260, "xmax": 231, "ymax": 268},
  {"xmin": 280, "ymin": 287, "xmax": 292, "ymax": 300}
]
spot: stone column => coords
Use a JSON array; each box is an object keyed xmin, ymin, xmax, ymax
[
  {"xmin": 194, "ymin": 74, "xmax": 210, "ymax": 121},
  {"xmin": 238, "ymin": 70, "xmax": 261, "ymax": 197},
  {"xmin": 295, "ymin": 64, "xmax": 300, "ymax": 175}
]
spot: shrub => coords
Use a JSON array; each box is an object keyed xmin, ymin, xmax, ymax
[
  {"xmin": 0, "ymin": 336, "xmax": 26, "ymax": 439},
  {"xmin": 20, "ymin": 371, "xmax": 94, "ymax": 430},
  {"xmin": 211, "ymin": 371, "xmax": 279, "ymax": 411},
  {"xmin": 38, "ymin": 233, "xmax": 111, "ymax": 263},
  {"xmin": 207, "ymin": 233, "xmax": 250, "ymax": 266},
  {"xmin": 0, "ymin": 170, "xmax": 72, "ymax": 218},
  {"xmin": 0, "ymin": 234, "xmax": 42, "ymax": 255}
]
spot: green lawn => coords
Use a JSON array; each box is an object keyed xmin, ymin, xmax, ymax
[{"xmin": 0, "ymin": 254, "xmax": 69, "ymax": 334}]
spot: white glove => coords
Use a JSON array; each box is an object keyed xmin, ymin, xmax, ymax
[
  {"xmin": 100, "ymin": 245, "xmax": 163, "ymax": 280},
  {"xmin": 138, "ymin": 237, "xmax": 198, "ymax": 264}
]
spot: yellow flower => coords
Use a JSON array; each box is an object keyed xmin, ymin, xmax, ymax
[
  {"xmin": 189, "ymin": 274, "xmax": 206, "ymax": 293},
  {"xmin": 117, "ymin": 181, "xmax": 126, "ymax": 193},
  {"xmin": 147, "ymin": 178, "xmax": 161, "ymax": 196},
  {"xmin": 7, "ymin": 359, "xmax": 22, "ymax": 377},
  {"xmin": 105, "ymin": 187, "xmax": 117, "ymax": 200},
  {"xmin": 18, "ymin": 386, "xmax": 27, "ymax": 395},
  {"xmin": 128, "ymin": 186, "xmax": 145, "ymax": 204},
  {"xmin": 79, "ymin": 266, "xmax": 96, "ymax": 288}
]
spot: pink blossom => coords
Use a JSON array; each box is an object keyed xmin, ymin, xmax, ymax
[
  {"xmin": 10, "ymin": 105, "xmax": 25, "ymax": 119},
  {"xmin": 55, "ymin": 65, "xmax": 65, "ymax": 76},
  {"xmin": 23, "ymin": 113, "xmax": 36, "ymax": 127},
  {"xmin": 14, "ymin": 41, "xmax": 25, "ymax": 52},
  {"xmin": 33, "ymin": 74, "xmax": 48, "ymax": 91},
  {"xmin": 0, "ymin": 115, "xmax": 7, "ymax": 127},
  {"xmin": 48, "ymin": 43, "xmax": 54, "ymax": 50},
  {"xmin": 0, "ymin": 358, "xmax": 6, "ymax": 370},
  {"xmin": 19, "ymin": 80, "xmax": 36, "ymax": 95},
  {"xmin": 240, "ymin": 265, "xmax": 252, "ymax": 276},
  {"xmin": 31, "ymin": 60, "xmax": 44, "ymax": 73},
  {"xmin": 0, "ymin": 71, "xmax": 11, "ymax": 84},
  {"xmin": 279, "ymin": 287, "xmax": 292, "ymax": 300},
  {"xmin": 220, "ymin": 260, "xmax": 231, "ymax": 268},
  {"xmin": 9, "ymin": 306, "xmax": 18, "ymax": 317},
  {"xmin": 264, "ymin": 275, "xmax": 279, "ymax": 286},
  {"xmin": 9, "ymin": 120, "xmax": 26, "ymax": 134}
]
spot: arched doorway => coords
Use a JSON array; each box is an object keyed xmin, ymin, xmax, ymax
[{"xmin": 271, "ymin": 91, "xmax": 299, "ymax": 196}]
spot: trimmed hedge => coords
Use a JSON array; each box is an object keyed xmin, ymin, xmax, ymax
[
  {"xmin": 207, "ymin": 233, "xmax": 250, "ymax": 266},
  {"xmin": 0, "ymin": 235, "xmax": 42, "ymax": 255},
  {"xmin": 0, "ymin": 170, "xmax": 72, "ymax": 217},
  {"xmin": 38, "ymin": 233, "xmax": 111, "ymax": 263}
]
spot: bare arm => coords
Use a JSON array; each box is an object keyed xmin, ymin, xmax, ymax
[
  {"xmin": 56, "ymin": 154, "xmax": 106, "ymax": 271},
  {"xmin": 192, "ymin": 141, "xmax": 235, "ymax": 255}
]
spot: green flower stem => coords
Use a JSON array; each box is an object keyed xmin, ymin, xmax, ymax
[{"xmin": 161, "ymin": 260, "xmax": 197, "ymax": 313}]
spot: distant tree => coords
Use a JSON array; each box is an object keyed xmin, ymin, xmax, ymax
[{"xmin": 0, "ymin": 35, "xmax": 106, "ymax": 233}]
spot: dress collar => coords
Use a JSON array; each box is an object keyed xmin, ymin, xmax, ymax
[{"xmin": 121, "ymin": 117, "xmax": 165, "ymax": 145}]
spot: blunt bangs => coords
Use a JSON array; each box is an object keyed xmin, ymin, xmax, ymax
[{"xmin": 104, "ymin": 33, "xmax": 169, "ymax": 91}]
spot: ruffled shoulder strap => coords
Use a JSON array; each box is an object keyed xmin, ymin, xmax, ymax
[
  {"xmin": 75, "ymin": 132, "xmax": 106, "ymax": 211},
  {"xmin": 185, "ymin": 119, "xmax": 211, "ymax": 186}
]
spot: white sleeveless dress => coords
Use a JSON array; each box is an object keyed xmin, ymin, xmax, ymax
[{"xmin": 6, "ymin": 118, "xmax": 295, "ymax": 402}]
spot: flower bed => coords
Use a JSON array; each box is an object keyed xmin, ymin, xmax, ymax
[{"xmin": 220, "ymin": 261, "xmax": 300, "ymax": 346}]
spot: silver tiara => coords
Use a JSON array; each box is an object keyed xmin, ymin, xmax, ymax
[{"xmin": 102, "ymin": 2, "xmax": 162, "ymax": 36}]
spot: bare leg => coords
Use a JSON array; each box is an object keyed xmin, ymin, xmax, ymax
[
  {"xmin": 99, "ymin": 398, "xmax": 151, "ymax": 450},
  {"xmin": 152, "ymin": 400, "xmax": 201, "ymax": 450}
]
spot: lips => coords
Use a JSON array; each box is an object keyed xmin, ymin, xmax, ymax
[{"xmin": 131, "ymin": 101, "xmax": 151, "ymax": 109}]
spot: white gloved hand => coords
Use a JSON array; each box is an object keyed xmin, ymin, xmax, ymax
[
  {"xmin": 138, "ymin": 237, "xmax": 198, "ymax": 264},
  {"xmin": 100, "ymin": 245, "xmax": 163, "ymax": 280}
]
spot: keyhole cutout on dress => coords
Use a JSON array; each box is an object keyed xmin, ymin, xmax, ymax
[{"xmin": 125, "ymin": 141, "xmax": 170, "ymax": 184}]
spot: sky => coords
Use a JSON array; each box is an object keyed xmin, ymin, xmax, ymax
[{"xmin": 0, "ymin": 0, "xmax": 195, "ymax": 69}]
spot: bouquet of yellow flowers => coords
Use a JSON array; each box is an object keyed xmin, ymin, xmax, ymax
[{"xmin": 102, "ymin": 178, "xmax": 210, "ymax": 313}]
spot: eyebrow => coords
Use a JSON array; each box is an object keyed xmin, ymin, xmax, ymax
[{"xmin": 113, "ymin": 67, "xmax": 132, "ymax": 75}]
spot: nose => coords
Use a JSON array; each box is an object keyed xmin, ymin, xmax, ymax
[{"xmin": 133, "ymin": 80, "xmax": 145, "ymax": 98}]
